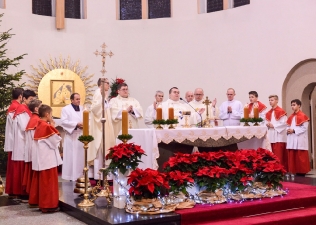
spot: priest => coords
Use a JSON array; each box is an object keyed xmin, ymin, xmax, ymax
[
  {"xmin": 89, "ymin": 78, "xmax": 115, "ymax": 180},
  {"xmin": 265, "ymin": 95, "xmax": 288, "ymax": 170},
  {"xmin": 219, "ymin": 88, "xmax": 243, "ymax": 126},
  {"xmin": 286, "ymin": 99, "xmax": 310, "ymax": 176},
  {"xmin": 144, "ymin": 90, "xmax": 164, "ymax": 128},
  {"xmin": 60, "ymin": 93, "xmax": 84, "ymax": 181},
  {"xmin": 189, "ymin": 88, "xmax": 219, "ymax": 125},
  {"xmin": 109, "ymin": 83, "xmax": 143, "ymax": 137},
  {"xmin": 11, "ymin": 89, "xmax": 36, "ymax": 199},
  {"xmin": 185, "ymin": 91, "xmax": 194, "ymax": 103},
  {"xmin": 4, "ymin": 87, "xmax": 23, "ymax": 196},
  {"xmin": 247, "ymin": 91, "xmax": 268, "ymax": 119}
]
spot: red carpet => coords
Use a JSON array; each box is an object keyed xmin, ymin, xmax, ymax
[{"xmin": 176, "ymin": 182, "xmax": 316, "ymax": 225}]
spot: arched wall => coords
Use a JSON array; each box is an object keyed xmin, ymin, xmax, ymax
[{"xmin": 2, "ymin": 0, "xmax": 316, "ymax": 127}]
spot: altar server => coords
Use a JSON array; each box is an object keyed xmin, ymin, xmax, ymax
[
  {"xmin": 219, "ymin": 88, "xmax": 243, "ymax": 126},
  {"xmin": 265, "ymin": 95, "xmax": 288, "ymax": 170},
  {"xmin": 11, "ymin": 89, "xmax": 36, "ymax": 198},
  {"xmin": 4, "ymin": 87, "xmax": 23, "ymax": 195},
  {"xmin": 189, "ymin": 88, "xmax": 219, "ymax": 122},
  {"xmin": 31, "ymin": 104, "xmax": 62, "ymax": 213},
  {"xmin": 144, "ymin": 90, "xmax": 164, "ymax": 128},
  {"xmin": 23, "ymin": 99, "xmax": 42, "ymax": 194},
  {"xmin": 60, "ymin": 93, "xmax": 84, "ymax": 181},
  {"xmin": 89, "ymin": 78, "xmax": 115, "ymax": 180},
  {"xmin": 286, "ymin": 99, "xmax": 310, "ymax": 175},
  {"xmin": 159, "ymin": 87, "xmax": 202, "ymax": 126},
  {"xmin": 247, "ymin": 91, "xmax": 268, "ymax": 119},
  {"xmin": 109, "ymin": 82, "xmax": 143, "ymax": 137}
]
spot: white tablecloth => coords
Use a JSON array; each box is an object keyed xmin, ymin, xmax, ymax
[{"xmin": 117, "ymin": 126, "xmax": 271, "ymax": 170}]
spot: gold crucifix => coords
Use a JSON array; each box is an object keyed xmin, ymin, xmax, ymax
[
  {"xmin": 202, "ymin": 96, "xmax": 212, "ymax": 128},
  {"xmin": 93, "ymin": 43, "xmax": 114, "ymax": 76}
]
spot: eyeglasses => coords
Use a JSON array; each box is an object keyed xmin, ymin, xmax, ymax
[
  {"xmin": 194, "ymin": 94, "xmax": 203, "ymax": 96},
  {"xmin": 120, "ymin": 88, "xmax": 128, "ymax": 91},
  {"xmin": 104, "ymin": 82, "xmax": 109, "ymax": 85}
]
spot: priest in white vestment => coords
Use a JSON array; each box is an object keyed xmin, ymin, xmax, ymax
[
  {"xmin": 185, "ymin": 91, "xmax": 194, "ymax": 103},
  {"xmin": 60, "ymin": 93, "xmax": 84, "ymax": 181},
  {"xmin": 88, "ymin": 78, "xmax": 115, "ymax": 180},
  {"xmin": 189, "ymin": 88, "xmax": 219, "ymax": 126},
  {"xmin": 109, "ymin": 83, "xmax": 143, "ymax": 137},
  {"xmin": 219, "ymin": 88, "xmax": 243, "ymax": 126},
  {"xmin": 159, "ymin": 87, "xmax": 203, "ymax": 126},
  {"xmin": 144, "ymin": 90, "xmax": 164, "ymax": 128}
]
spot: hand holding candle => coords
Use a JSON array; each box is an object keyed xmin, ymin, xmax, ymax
[{"xmin": 83, "ymin": 108, "xmax": 89, "ymax": 135}]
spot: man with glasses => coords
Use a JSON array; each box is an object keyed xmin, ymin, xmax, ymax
[
  {"xmin": 144, "ymin": 90, "xmax": 164, "ymax": 128},
  {"xmin": 88, "ymin": 78, "xmax": 115, "ymax": 180},
  {"xmin": 219, "ymin": 88, "xmax": 243, "ymax": 126},
  {"xmin": 109, "ymin": 83, "xmax": 143, "ymax": 136},
  {"xmin": 190, "ymin": 88, "xmax": 219, "ymax": 125}
]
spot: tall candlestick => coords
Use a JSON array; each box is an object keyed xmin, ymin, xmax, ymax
[
  {"xmin": 244, "ymin": 106, "xmax": 249, "ymax": 119},
  {"xmin": 83, "ymin": 109, "xmax": 89, "ymax": 136},
  {"xmin": 168, "ymin": 107, "xmax": 174, "ymax": 120},
  {"xmin": 253, "ymin": 106, "xmax": 259, "ymax": 119},
  {"xmin": 156, "ymin": 107, "xmax": 162, "ymax": 120},
  {"xmin": 122, "ymin": 110, "xmax": 128, "ymax": 135}
]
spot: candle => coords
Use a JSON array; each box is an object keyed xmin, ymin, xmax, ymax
[
  {"xmin": 168, "ymin": 107, "xmax": 174, "ymax": 120},
  {"xmin": 244, "ymin": 106, "xmax": 249, "ymax": 119},
  {"xmin": 83, "ymin": 109, "xmax": 89, "ymax": 136},
  {"xmin": 156, "ymin": 107, "xmax": 162, "ymax": 120},
  {"xmin": 253, "ymin": 106, "xmax": 259, "ymax": 119},
  {"xmin": 122, "ymin": 110, "xmax": 128, "ymax": 135}
]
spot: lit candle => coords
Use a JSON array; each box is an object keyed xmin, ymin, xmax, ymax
[
  {"xmin": 244, "ymin": 105, "xmax": 249, "ymax": 119},
  {"xmin": 83, "ymin": 108, "xmax": 89, "ymax": 136},
  {"xmin": 122, "ymin": 110, "xmax": 128, "ymax": 135},
  {"xmin": 156, "ymin": 107, "xmax": 162, "ymax": 120},
  {"xmin": 168, "ymin": 107, "xmax": 174, "ymax": 120},
  {"xmin": 253, "ymin": 106, "xmax": 259, "ymax": 119}
]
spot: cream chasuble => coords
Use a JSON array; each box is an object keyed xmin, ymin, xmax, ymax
[{"xmin": 109, "ymin": 95, "xmax": 143, "ymax": 137}]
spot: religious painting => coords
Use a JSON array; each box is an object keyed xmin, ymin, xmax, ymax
[{"xmin": 50, "ymin": 80, "xmax": 74, "ymax": 107}]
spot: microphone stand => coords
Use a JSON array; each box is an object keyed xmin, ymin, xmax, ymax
[{"xmin": 180, "ymin": 97, "xmax": 203, "ymax": 128}]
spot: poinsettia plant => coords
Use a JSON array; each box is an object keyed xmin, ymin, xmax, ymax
[
  {"xmin": 167, "ymin": 170, "xmax": 194, "ymax": 194},
  {"xmin": 109, "ymin": 77, "xmax": 125, "ymax": 99},
  {"xmin": 106, "ymin": 143, "xmax": 146, "ymax": 174},
  {"xmin": 128, "ymin": 168, "xmax": 170, "ymax": 200}
]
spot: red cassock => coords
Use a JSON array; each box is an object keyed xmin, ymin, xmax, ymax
[
  {"xmin": 23, "ymin": 113, "xmax": 40, "ymax": 194},
  {"xmin": 31, "ymin": 120, "xmax": 61, "ymax": 211}
]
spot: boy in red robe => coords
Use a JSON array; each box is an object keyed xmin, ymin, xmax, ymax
[
  {"xmin": 4, "ymin": 87, "xmax": 23, "ymax": 196},
  {"xmin": 265, "ymin": 95, "xmax": 288, "ymax": 170},
  {"xmin": 30, "ymin": 104, "xmax": 62, "ymax": 212},
  {"xmin": 23, "ymin": 99, "xmax": 42, "ymax": 195},
  {"xmin": 286, "ymin": 99, "xmax": 310, "ymax": 176},
  {"xmin": 248, "ymin": 91, "xmax": 268, "ymax": 119}
]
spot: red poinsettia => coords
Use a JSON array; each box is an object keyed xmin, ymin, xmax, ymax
[
  {"xmin": 106, "ymin": 143, "xmax": 146, "ymax": 174},
  {"xmin": 128, "ymin": 168, "xmax": 170, "ymax": 200},
  {"xmin": 167, "ymin": 170, "xmax": 194, "ymax": 194},
  {"xmin": 116, "ymin": 78, "xmax": 125, "ymax": 84}
]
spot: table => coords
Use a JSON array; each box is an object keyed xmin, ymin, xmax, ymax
[{"xmin": 117, "ymin": 126, "xmax": 271, "ymax": 170}]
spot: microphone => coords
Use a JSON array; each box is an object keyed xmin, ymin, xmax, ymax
[{"xmin": 180, "ymin": 97, "xmax": 203, "ymax": 128}]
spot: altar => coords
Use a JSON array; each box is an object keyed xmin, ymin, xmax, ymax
[{"xmin": 117, "ymin": 126, "xmax": 271, "ymax": 171}]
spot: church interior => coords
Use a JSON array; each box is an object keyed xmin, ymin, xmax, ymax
[{"xmin": 1, "ymin": 0, "xmax": 316, "ymax": 224}]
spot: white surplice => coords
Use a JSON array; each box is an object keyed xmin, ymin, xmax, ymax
[
  {"xmin": 109, "ymin": 95, "xmax": 143, "ymax": 137},
  {"xmin": 4, "ymin": 112, "xmax": 15, "ymax": 152},
  {"xmin": 88, "ymin": 88, "xmax": 116, "ymax": 180},
  {"xmin": 32, "ymin": 134, "xmax": 63, "ymax": 171},
  {"xmin": 60, "ymin": 104, "xmax": 84, "ymax": 181},
  {"xmin": 144, "ymin": 104, "xmax": 156, "ymax": 128},
  {"xmin": 25, "ymin": 130, "xmax": 35, "ymax": 163},
  {"xmin": 189, "ymin": 100, "xmax": 219, "ymax": 123},
  {"xmin": 286, "ymin": 117, "xmax": 309, "ymax": 150},
  {"xmin": 219, "ymin": 100, "xmax": 243, "ymax": 126},
  {"xmin": 265, "ymin": 111, "xmax": 287, "ymax": 143},
  {"xmin": 12, "ymin": 112, "xmax": 30, "ymax": 161}
]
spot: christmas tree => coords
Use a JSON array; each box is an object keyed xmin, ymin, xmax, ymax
[{"xmin": 0, "ymin": 14, "xmax": 26, "ymax": 175}]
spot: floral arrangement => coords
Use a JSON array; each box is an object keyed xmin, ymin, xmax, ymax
[
  {"xmin": 106, "ymin": 143, "xmax": 146, "ymax": 174},
  {"xmin": 128, "ymin": 168, "xmax": 170, "ymax": 200},
  {"xmin": 167, "ymin": 171, "xmax": 194, "ymax": 194},
  {"xmin": 163, "ymin": 149, "xmax": 286, "ymax": 193},
  {"xmin": 109, "ymin": 77, "xmax": 125, "ymax": 99}
]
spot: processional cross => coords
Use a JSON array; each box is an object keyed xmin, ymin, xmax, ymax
[
  {"xmin": 94, "ymin": 43, "xmax": 114, "ymax": 76},
  {"xmin": 202, "ymin": 96, "xmax": 212, "ymax": 128}
]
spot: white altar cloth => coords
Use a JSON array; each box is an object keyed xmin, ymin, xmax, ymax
[{"xmin": 116, "ymin": 126, "xmax": 271, "ymax": 170}]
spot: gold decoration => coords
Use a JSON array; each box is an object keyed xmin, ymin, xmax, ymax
[
  {"xmin": 25, "ymin": 56, "xmax": 97, "ymax": 118},
  {"xmin": 202, "ymin": 96, "xmax": 212, "ymax": 128},
  {"xmin": 93, "ymin": 43, "xmax": 114, "ymax": 76}
]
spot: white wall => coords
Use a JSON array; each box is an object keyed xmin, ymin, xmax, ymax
[{"xmin": 2, "ymin": 0, "xmax": 316, "ymax": 126}]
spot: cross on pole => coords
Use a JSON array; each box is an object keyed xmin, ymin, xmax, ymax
[
  {"xmin": 202, "ymin": 96, "xmax": 212, "ymax": 118},
  {"xmin": 93, "ymin": 43, "xmax": 114, "ymax": 76}
]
